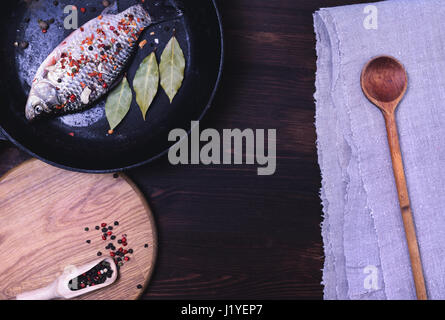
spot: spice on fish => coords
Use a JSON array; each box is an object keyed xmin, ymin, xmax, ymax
[{"xmin": 139, "ymin": 39, "xmax": 147, "ymax": 49}]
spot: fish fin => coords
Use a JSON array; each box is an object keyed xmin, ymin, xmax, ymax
[
  {"xmin": 102, "ymin": 1, "xmax": 119, "ymax": 15},
  {"xmin": 45, "ymin": 65, "xmax": 56, "ymax": 72}
]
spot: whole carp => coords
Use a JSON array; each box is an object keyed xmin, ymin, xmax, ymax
[{"xmin": 25, "ymin": 3, "xmax": 151, "ymax": 121}]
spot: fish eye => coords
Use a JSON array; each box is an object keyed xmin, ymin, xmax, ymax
[{"xmin": 34, "ymin": 105, "xmax": 43, "ymax": 115}]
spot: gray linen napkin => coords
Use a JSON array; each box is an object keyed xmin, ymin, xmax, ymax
[{"xmin": 314, "ymin": 0, "xmax": 445, "ymax": 299}]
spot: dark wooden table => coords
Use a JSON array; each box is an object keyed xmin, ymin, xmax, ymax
[{"xmin": 0, "ymin": 0, "xmax": 373, "ymax": 300}]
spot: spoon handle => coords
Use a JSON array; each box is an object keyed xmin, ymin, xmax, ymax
[{"xmin": 384, "ymin": 112, "xmax": 427, "ymax": 300}]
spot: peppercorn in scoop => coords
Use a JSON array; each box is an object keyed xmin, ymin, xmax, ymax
[{"xmin": 25, "ymin": 2, "xmax": 152, "ymax": 121}]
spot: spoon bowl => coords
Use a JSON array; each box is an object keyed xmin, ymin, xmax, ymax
[{"xmin": 361, "ymin": 55, "xmax": 408, "ymax": 112}]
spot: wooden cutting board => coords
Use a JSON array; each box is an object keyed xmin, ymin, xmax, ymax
[{"xmin": 0, "ymin": 159, "xmax": 157, "ymax": 300}]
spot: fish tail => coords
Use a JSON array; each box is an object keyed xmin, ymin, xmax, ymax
[{"xmin": 141, "ymin": 2, "xmax": 183, "ymax": 26}]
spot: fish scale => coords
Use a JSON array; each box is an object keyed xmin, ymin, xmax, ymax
[{"xmin": 25, "ymin": 4, "xmax": 152, "ymax": 120}]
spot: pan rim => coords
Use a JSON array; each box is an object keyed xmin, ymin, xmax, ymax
[{"xmin": 0, "ymin": 0, "xmax": 225, "ymax": 173}]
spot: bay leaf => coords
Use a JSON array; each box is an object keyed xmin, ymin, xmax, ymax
[
  {"xmin": 159, "ymin": 36, "xmax": 185, "ymax": 103},
  {"xmin": 133, "ymin": 52, "xmax": 159, "ymax": 120},
  {"xmin": 105, "ymin": 77, "xmax": 132, "ymax": 131}
]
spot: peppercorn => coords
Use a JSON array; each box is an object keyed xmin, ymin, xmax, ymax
[
  {"xmin": 95, "ymin": 226, "xmax": 100, "ymax": 230},
  {"xmin": 114, "ymin": 221, "xmax": 119, "ymax": 226},
  {"xmin": 111, "ymin": 235, "xmax": 116, "ymax": 240},
  {"xmin": 144, "ymin": 244, "xmax": 149, "ymax": 248},
  {"xmin": 97, "ymin": 251, "xmax": 102, "ymax": 256},
  {"xmin": 86, "ymin": 240, "xmax": 91, "ymax": 244},
  {"xmin": 102, "ymin": 228, "xmax": 107, "ymax": 233},
  {"xmin": 84, "ymin": 227, "xmax": 89, "ymax": 231},
  {"xmin": 108, "ymin": 226, "xmax": 113, "ymax": 230},
  {"xmin": 128, "ymin": 249, "xmax": 133, "ymax": 254},
  {"xmin": 137, "ymin": 284, "xmax": 142, "ymax": 289}
]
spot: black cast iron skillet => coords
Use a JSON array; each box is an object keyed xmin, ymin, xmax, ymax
[{"xmin": 0, "ymin": 0, "xmax": 223, "ymax": 172}]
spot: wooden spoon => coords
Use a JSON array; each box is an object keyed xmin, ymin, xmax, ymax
[
  {"xmin": 361, "ymin": 55, "xmax": 427, "ymax": 300},
  {"xmin": 16, "ymin": 258, "xmax": 118, "ymax": 300}
]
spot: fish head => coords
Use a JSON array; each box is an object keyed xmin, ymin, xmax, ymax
[{"xmin": 25, "ymin": 80, "xmax": 60, "ymax": 121}]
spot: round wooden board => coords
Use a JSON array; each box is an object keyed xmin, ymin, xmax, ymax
[{"xmin": 0, "ymin": 159, "xmax": 157, "ymax": 300}]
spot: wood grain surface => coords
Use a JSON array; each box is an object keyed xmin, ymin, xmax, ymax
[
  {"xmin": 0, "ymin": 0, "xmax": 379, "ymax": 300},
  {"xmin": 0, "ymin": 159, "xmax": 157, "ymax": 300}
]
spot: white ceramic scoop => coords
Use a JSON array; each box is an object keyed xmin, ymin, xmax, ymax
[{"xmin": 16, "ymin": 257, "xmax": 118, "ymax": 300}]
